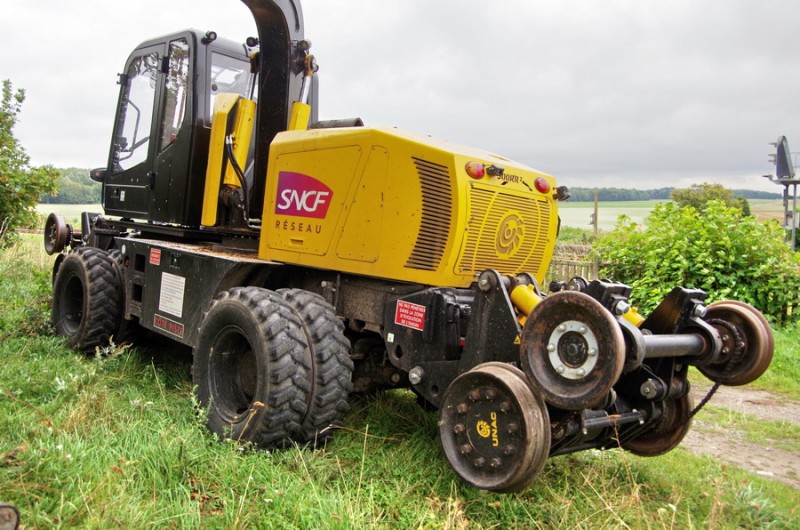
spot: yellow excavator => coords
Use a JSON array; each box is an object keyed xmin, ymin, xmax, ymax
[{"xmin": 43, "ymin": 0, "xmax": 773, "ymax": 492}]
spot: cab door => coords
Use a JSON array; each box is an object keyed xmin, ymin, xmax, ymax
[{"xmin": 103, "ymin": 43, "xmax": 164, "ymax": 218}]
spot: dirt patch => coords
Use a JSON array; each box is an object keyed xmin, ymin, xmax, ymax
[{"xmin": 681, "ymin": 384, "xmax": 800, "ymax": 489}]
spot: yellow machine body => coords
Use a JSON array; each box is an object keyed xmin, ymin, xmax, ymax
[{"xmin": 258, "ymin": 126, "xmax": 560, "ymax": 288}]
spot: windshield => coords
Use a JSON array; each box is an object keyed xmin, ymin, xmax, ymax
[{"xmin": 209, "ymin": 52, "xmax": 252, "ymax": 120}]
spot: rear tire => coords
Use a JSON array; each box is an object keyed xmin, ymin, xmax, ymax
[
  {"xmin": 279, "ymin": 289, "xmax": 353, "ymax": 445},
  {"xmin": 193, "ymin": 287, "xmax": 311, "ymax": 448},
  {"xmin": 51, "ymin": 247, "xmax": 120, "ymax": 354}
]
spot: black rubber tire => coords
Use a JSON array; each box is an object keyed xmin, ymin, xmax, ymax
[
  {"xmin": 278, "ymin": 288, "xmax": 353, "ymax": 445},
  {"xmin": 51, "ymin": 246, "xmax": 120, "ymax": 354},
  {"xmin": 108, "ymin": 249, "xmax": 138, "ymax": 343},
  {"xmin": 193, "ymin": 287, "xmax": 311, "ymax": 448}
]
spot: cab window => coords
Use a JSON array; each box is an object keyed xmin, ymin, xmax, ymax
[{"xmin": 159, "ymin": 38, "xmax": 190, "ymax": 151}]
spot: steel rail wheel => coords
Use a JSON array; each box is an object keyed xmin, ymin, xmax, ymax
[
  {"xmin": 622, "ymin": 393, "xmax": 693, "ymax": 457},
  {"xmin": 194, "ymin": 287, "xmax": 311, "ymax": 448},
  {"xmin": 699, "ymin": 301, "xmax": 773, "ymax": 386},
  {"xmin": 439, "ymin": 362, "xmax": 550, "ymax": 493},
  {"xmin": 520, "ymin": 291, "xmax": 625, "ymax": 410}
]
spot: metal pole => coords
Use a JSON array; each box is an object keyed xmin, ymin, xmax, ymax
[{"xmin": 792, "ymin": 183, "xmax": 798, "ymax": 251}]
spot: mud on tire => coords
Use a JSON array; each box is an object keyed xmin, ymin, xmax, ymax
[
  {"xmin": 51, "ymin": 246, "xmax": 120, "ymax": 354},
  {"xmin": 193, "ymin": 287, "xmax": 311, "ymax": 448},
  {"xmin": 279, "ymin": 288, "xmax": 353, "ymax": 445}
]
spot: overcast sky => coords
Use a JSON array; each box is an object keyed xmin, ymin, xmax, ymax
[{"xmin": 2, "ymin": 0, "xmax": 798, "ymax": 192}]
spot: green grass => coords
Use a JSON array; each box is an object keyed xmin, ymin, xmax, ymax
[
  {"xmin": 694, "ymin": 406, "xmax": 800, "ymax": 453},
  {"xmin": 2, "ymin": 235, "xmax": 799, "ymax": 528},
  {"xmin": 750, "ymin": 322, "xmax": 800, "ymax": 400}
]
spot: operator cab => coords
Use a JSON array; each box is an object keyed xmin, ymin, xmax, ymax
[{"xmin": 95, "ymin": 30, "xmax": 255, "ymax": 226}]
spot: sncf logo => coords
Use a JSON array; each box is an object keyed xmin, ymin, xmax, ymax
[{"xmin": 275, "ymin": 172, "xmax": 333, "ymax": 219}]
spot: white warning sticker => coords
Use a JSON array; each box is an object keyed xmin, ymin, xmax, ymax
[{"xmin": 159, "ymin": 272, "xmax": 186, "ymax": 318}]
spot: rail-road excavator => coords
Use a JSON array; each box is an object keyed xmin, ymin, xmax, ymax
[{"xmin": 43, "ymin": 0, "xmax": 774, "ymax": 492}]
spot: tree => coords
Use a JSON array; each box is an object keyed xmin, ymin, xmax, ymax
[
  {"xmin": 670, "ymin": 182, "xmax": 750, "ymax": 215},
  {"xmin": 0, "ymin": 80, "xmax": 58, "ymax": 248}
]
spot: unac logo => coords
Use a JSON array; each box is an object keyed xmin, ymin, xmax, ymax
[{"xmin": 275, "ymin": 172, "xmax": 333, "ymax": 219}]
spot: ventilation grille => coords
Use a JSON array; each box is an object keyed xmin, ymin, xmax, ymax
[
  {"xmin": 458, "ymin": 186, "xmax": 551, "ymax": 275},
  {"xmin": 404, "ymin": 158, "xmax": 453, "ymax": 271}
]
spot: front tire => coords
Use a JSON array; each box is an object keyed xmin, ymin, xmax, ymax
[
  {"xmin": 51, "ymin": 247, "xmax": 120, "ymax": 354},
  {"xmin": 193, "ymin": 287, "xmax": 311, "ymax": 448}
]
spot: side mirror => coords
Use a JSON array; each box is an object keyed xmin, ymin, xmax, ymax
[
  {"xmin": 90, "ymin": 167, "xmax": 107, "ymax": 183},
  {"xmin": 0, "ymin": 504, "xmax": 20, "ymax": 530}
]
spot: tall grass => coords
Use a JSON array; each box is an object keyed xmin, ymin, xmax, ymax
[{"xmin": 2, "ymin": 235, "xmax": 798, "ymax": 528}]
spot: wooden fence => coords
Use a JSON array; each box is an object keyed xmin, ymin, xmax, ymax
[
  {"xmin": 547, "ymin": 258, "xmax": 598, "ymax": 284},
  {"xmin": 545, "ymin": 244, "xmax": 599, "ymax": 285}
]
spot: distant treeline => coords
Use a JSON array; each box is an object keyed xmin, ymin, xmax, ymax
[
  {"xmin": 40, "ymin": 167, "xmax": 100, "ymax": 204},
  {"xmin": 567, "ymin": 187, "xmax": 781, "ymax": 202}
]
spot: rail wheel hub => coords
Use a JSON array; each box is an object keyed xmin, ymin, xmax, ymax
[{"xmin": 439, "ymin": 363, "xmax": 550, "ymax": 492}]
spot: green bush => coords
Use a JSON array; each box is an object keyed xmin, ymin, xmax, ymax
[{"xmin": 593, "ymin": 200, "xmax": 800, "ymax": 323}]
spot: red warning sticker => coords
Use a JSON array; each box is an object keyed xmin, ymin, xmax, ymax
[
  {"xmin": 395, "ymin": 300, "xmax": 426, "ymax": 331},
  {"xmin": 149, "ymin": 248, "xmax": 161, "ymax": 266}
]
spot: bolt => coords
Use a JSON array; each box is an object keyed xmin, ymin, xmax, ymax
[
  {"xmin": 693, "ymin": 304, "xmax": 707, "ymax": 318},
  {"xmin": 614, "ymin": 301, "xmax": 631, "ymax": 316},
  {"xmin": 576, "ymin": 368, "xmax": 586, "ymax": 377},
  {"xmin": 489, "ymin": 457, "xmax": 503, "ymax": 469},
  {"xmin": 408, "ymin": 366, "xmax": 424, "ymax": 385},
  {"xmin": 547, "ymin": 343, "xmax": 556, "ymax": 352},
  {"xmin": 557, "ymin": 324, "xmax": 567, "ymax": 332},
  {"xmin": 468, "ymin": 389, "xmax": 481, "ymax": 401},
  {"xmin": 556, "ymin": 365, "xmax": 566, "ymax": 374},
  {"xmin": 721, "ymin": 347, "xmax": 729, "ymax": 354},
  {"xmin": 500, "ymin": 401, "xmax": 512, "ymax": 413},
  {"xmin": 485, "ymin": 389, "xmax": 497, "ymax": 400},
  {"xmin": 507, "ymin": 422, "xmax": 519, "ymax": 434},
  {"xmin": 390, "ymin": 373, "xmax": 401, "ymax": 384},
  {"xmin": 459, "ymin": 444, "xmax": 473, "ymax": 455},
  {"xmin": 640, "ymin": 380, "xmax": 658, "ymax": 399},
  {"xmin": 588, "ymin": 348, "xmax": 597, "ymax": 356},
  {"xmin": 473, "ymin": 457, "xmax": 486, "ymax": 468},
  {"xmin": 578, "ymin": 326, "xmax": 587, "ymax": 334},
  {"xmin": 453, "ymin": 423, "xmax": 465, "ymax": 434},
  {"xmin": 721, "ymin": 334, "xmax": 730, "ymax": 342},
  {"xmin": 457, "ymin": 402, "xmax": 469, "ymax": 414},
  {"xmin": 503, "ymin": 444, "xmax": 517, "ymax": 456}
]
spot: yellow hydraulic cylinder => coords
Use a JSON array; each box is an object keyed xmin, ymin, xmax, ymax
[
  {"xmin": 510, "ymin": 283, "xmax": 542, "ymax": 326},
  {"xmin": 288, "ymin": 101, "xmax": 311, "ymax": 131},
  {"xmin": 621, "ymin": 306, "xmax": 645, "ymax": 327},
  {"xmin": 201, "ymin": 94, "xmax": 256, "ymax": 227}
]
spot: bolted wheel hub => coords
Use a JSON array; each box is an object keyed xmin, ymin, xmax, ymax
[
  {"xmin": 521, "ymin": 291, "xmax": 625, "ymax": 410},
  {"xmin": 547, "ymin": 321, "xmax": 599, "ymax": 379},
  {"xmin": 439, "ymin": 363, "xmax": 550, "ymax": 493}
]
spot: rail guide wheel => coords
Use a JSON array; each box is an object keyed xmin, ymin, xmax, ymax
[
  {"xmin": 699, "ymin": 301, "xmax": 774, "ymax": 386},
  {"xmin": 622, "ymin": 392, "xmax": 693, "ymax": 456},
  {"xmin": 438, "ymin": 362, "xmax": 550, "ymax": 493},
  {"xmin": 520, "ymin": 291, "xmax": 625, "ymax": 410}
]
